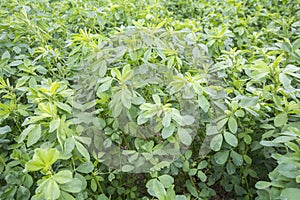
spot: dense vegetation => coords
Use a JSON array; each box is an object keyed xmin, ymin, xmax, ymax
[{"xmin": 0, "ymin": 0, "xmax": 300, "ymax": 199}]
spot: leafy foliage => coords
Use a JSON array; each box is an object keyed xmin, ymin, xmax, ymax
[{"xmin": 0, "ymin": 0, "xmax": 299, "ymax": 199}]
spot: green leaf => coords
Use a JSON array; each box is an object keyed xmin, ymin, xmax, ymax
[
  {"xmin": 280, "ymin": 73, "xmax": 291, "ymax": 88},
  {"xmin": 214, "ymin": 150, "xmax": 229, "ymax": 165},
  {"xmin": 158, "ymin": 175, "xmax": 174, "ymax": 188},
  {"xmin": 18, "ymin": 124, "xmax": 35, "ymax": 143},
  {"xmin": 243, "ymin": 134, "xmax": 252, "ymax": 144},
  {"xmin": 224, "ymin": 131, "xmax": 238, "ymax": 147},
  {"xmin": 185, "ymin": 150, "xmax": 192, "ymax": 159},
  {"xmin": 121, "ymin": 65, "xmax": 133, "ymax": 82},
  {"xmin": 152, "ymin": 179, "xmax": 167, "ymax": 199},
  {"xmin": 75, "ymin": 141, "xmax": 90, "ymax": 160},
  {"xmin": 10, "ymin": 60, "xmax": 23, "ymax": 66},
  {"xmin": 197, "ymin": 161, "xmax": 207, "ymax": 170},
  {"xmin": 50, "ymin": 119, "xmax": 60, "ymax": 132},
  {"xmin": 282, "ymin": 41, "xmax": 293, "ymax": 53},
  {"xmin": 198, "ymin": 95, "xmax": 210, "ymax": 112},
  {"xmin": 128, "ymin": 152, "xmax": 138, "ymax": 163},
  {"xmin": 75, "ymin": 173, "xmax": 86, "ymax": 191},
  {"xmin": 121, "ymin": 88, "xmax": 131, "ymax": 109},
  {"xmin": 56, "ymin": 102, "xmax": 72, "ymax": 114},
  {"xmin": 13, "ymin": 46, "xmax": 21, "ymax": 54},
  {"xmin": 0, "ymin": 125, "xmax": 11, "ymax": 135},
  {"xmin": 37, "ymin": 178, "xmax": 60, "ymax": 200},
  {"xmin": 121, "ymin": 165, "xmax": 135, "ymax": 172},
  {"xmin": 185, "ymin": 180, "xmax": 198, "ymax": 197},
  {"xmin": 277, "ymin": 161, "xmax": 299, "ymax": 178},
  {"xmin": 166, "ymin": 186, "xmax": 176, "ymax": 200},
  {"xmin": 53, "ymin": 170, "xmax": 73, "ymax": 184},
  {"xmin": 231, "ymin": 151, "xmax": 243, "ymax": 166},
  {"xmin": 17, "ymin": 186, "xmax": 30, "ymax": 200},
  {"xmin": 27, "ymin": 124, "xmax": 41, "ymax": 147},
  {"xmin": 76, "ymin": 161, "xmax": 94, "ymax": 173},
  {"xmin": 171, "ymin": 109, "xmax": 184, "ymax": 125},
  {"xmin": 235, "ymin": 110, "xmax": 245, "ymax": 117},
  {"xmin": 226, "ymin": 162, "xmax": 236, "ymax": 175},
  {"xmin": 112, "ymin": 92, "xmax": 124, "ymax": 116},
  {"xmin": 96, "ymin": 78, "xmax": 112, "ymax": 95},
  {"xmin": 197, "ymin": 171, "xmax": 207, "ymax": 182},
  {"xmin": 188, "ymin": 168, "xmax": 197, "ymax": 176},
  {"xmin": 255, "ymin": 181, "xmax": 272, "ymax": 189},
  {"xmin": 274, "ymin": 113, "xmax": 288, "ymax": 127},
  {"xmin": 96, "ymin": 60, "xmax": 107, "ymax": 77},
  {"xmin": 217, "ymin": 117, "xmax": 228, "ymax": 130},
  {"xmin": 293, "ymin": 38, "xmax": 300, "ymax": 50},
  {"xmin": 59, "ymin": 191, "xmax": 76, "ymax": 200},
  {"xmin": 182, "ymin": 115, "xmax": 195, "ymax": 126},
  {"xmin": 177, "ymin": 127, "xmax": 192, "ymax": 146},
  {"xmin": 167, "ymin": 56, "xmax": 175, "ymax": 69},
  {"xmin": 162, "ymin": 112, "xmax": 171, "ymax": 127},
  {"xmin": 210, "ymin": 134, "xmax": 223, "ymax": 151},
  {"xmin": 97, "ymin": 194, "xmax": 109, "ymax": 200},
  {"xmin": 176, "ymin": 195, "xmax": 187, "ymax": 200},
  {"xmin": 44, "ymin": 179, "xmax": 60, "ymax": 199},
  {"xmin": 74, "ymin": 136, "xmax": 91, "ymax": 145},
  {"xmin": 206, "ymin": 125, "xmax": 218, "ymax": 135},
  {"xmin": 240, "ymin": 97, "xmax": 258, "ymax": 107},
  {"xmin": 152, "ymin": 94, "xmax": 161, "ymax": 105},
  {"xmin": 161, "ymin": 125, "xmax": 175, "ymax": 139},
  {"xmin": 111, "ymin": 68, "xmax": 122, "ymax": 80},
  {"xmin": 273, "ymin": 136, "xmax": 296, "ymax": 143},
  {"xmin": 42, "ymin": 148, "xmax": 60, "ymax": 166},
  {"xmin": 64, "ymin": 137, "xmax": 75, "ymax": 154},
  {"xmin": 91, "ymin": 179, "xmax": 97, "ymax": 192},
  {"xmin": 26, "ymin": 148, "xmax": 60, "ymax": 172},
  {"xmin": 228, "ymin": 116, "xmax": 237, "ymax": 133},
  {"xmin": 2, "ymin": 50, "xmax": 10, "ymax": 59},
  {"xmin": 281, "ymin": 188, "xmax": 300, "ymax": 200},
  {"xmin": 137, "ymin": 115, "xmax": 149, "ymax": 125},
  {"xmin": 60, "ymin": 178, "xmax": 82, "ymax": 193},
  {"xmin": 25, "ymin": 159, "xmax": 44, "ymax": 172}
]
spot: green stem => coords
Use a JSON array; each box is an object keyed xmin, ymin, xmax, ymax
[
  {"xmin": 122, "ymin": 132, "xmax": 132, "ymax": 150},
  {"xmin": 93, "ymin": 173, "xmax": 104, "ymax": 194}
]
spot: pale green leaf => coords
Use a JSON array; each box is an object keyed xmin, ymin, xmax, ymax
[
  {"xmin": 177, "ymin": 127, "xmax": 192, "ymax": 146},
  {"xmin": 75, "ymin": 141, "xmax": 90, "ymax": 160},
  {"xmin": 210, "ymin": 134, "xmax": 223, "ymax": 151},
  {"xmin": 214, "ymin": 150, "xmax": 229, "ymax": 165},
  {"xmin": 228, "ymin": 116, "xmax": 237, "ymax": 133},
  {"xmin": 53, "ymin": 170, "xmax": 73, "ymax": 184},
  {"xmin": 158, "ymin": 175, "xmax": 174, "ymax": 188},
  {"xmin": 224, "ymin": 131, "xmax": 238, "ymax": 147},
  {"xmin": 162, "ymin": 125, "xmax": 175, "ymax": 139},
  {"xmin": 60, "ymin": 178, "xmax": 82, "ymax": 193},
  {"xmin": 198, "ymin": 95, "xmax": 210, "ymax": 112},
  {"xmin": 27, "ymin": 124, "xmax": 41, "ymax": 147},
  {"xmin": 255, "ymin": 181, "xmax": 272, "ymax": 189},
  {"xmin": 274, "ymin": 113, "xmax": 288, "ymax": 127}
]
